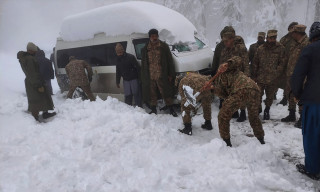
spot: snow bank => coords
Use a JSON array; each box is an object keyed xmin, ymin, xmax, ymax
[{"xmin": 60, "ymin": 1, "xmax": 197, "ymax": 44}]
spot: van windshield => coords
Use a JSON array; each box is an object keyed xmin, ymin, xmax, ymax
[{"xmin": 171, "ymin": 37, "xmax": 206, "ymax": 53}]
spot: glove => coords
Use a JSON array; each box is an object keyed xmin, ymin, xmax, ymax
[
  {"xmin": 38, "ymin": 86, "xmax": 45, "ymax": 93},
  {"xmin": 88, "ymin": 76, "xmax": 92, "ymax": 82}
]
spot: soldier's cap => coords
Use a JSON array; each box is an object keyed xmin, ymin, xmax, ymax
[
  {"xmin": 267, "ymin": 29, "xmax": 277, "ymax": 37},
  {"xmin": 69, "ymin": 56, "xmax": 76, "ymax": 61},
  {"xmin": 292, "ymin": 24, "xmax": 307, "ymax": 33},
  {"xmin": 223, "ymin": 32, "xmax": 236, "ymax": 40},
  {"xmin": 115, "ymin": 43, "xmax": 124, "ymax": 53},
  {"xmin": 288, "ymin": 22, "xmax": 298, "ymax": 31},
  {"xmin": 27, "ymin": 42, "xmax": 37, "ymax": 52},
  {"xmin": 220, "ymin": 26, "xmax": 235, "ymax": 38},
  {"xmin": 258, "ymin": 32, "xmax": 266, "ymax": 37}
]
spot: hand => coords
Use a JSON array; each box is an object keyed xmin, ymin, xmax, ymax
[
  {"xmin": 218, "ymin": 63, "xmax": 228, "ymax": 73},
  {"xmin": 210, "ymin": 85, "xmax": 215, "ymax": 90},
  {"xmin": 168, "ymin": 76, "xmax": 173, "ymax": 82},
  {"xmin": 116, "ymin": 84, "xmax": 120, "ymax": 88},
  {"xmin": 38, "ymin": 86, "xmax": 45, "ymax": 93}
]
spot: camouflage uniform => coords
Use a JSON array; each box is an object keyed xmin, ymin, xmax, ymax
[
  {"xmin": 65, "ymin": 57, "xmax": 95, "ymax": 101},
  {"xmin": 178, "ymin": 73, "xmax": 211, "ymax": 124},
  {"xmin": 286, "ymin": 27, "xmax": 309, "ymax": 111},
  {"xmin": 248, "ymin": 32, "xmax": 266, "ymax": 75},
  {"xmin": 251, "ymin": 30, "xmax": 286, "ymax": 109},
  {"xmin": 214, "ymin": 56, "xmax": 264, "ymax": 140}
]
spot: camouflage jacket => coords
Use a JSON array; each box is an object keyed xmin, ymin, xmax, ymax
[
  {"xmin": 280, "ymin": 33, "xmax": 296, "ymax": 65},
  {"xmin": 65, "ymin": 59, "xmax": 93, "ymax": 87},
  {"xmin": 178, "ymin": 73, "xmax": 211, "ymax": 104},
  {"xmin": 251, "ymin": 42, "xmax": 286, "ymax": 84},
  {"xmin": 220, "ymin": 43, "xmax": 250, "ymax": 77},
  {"xmin": 248, "ymin": 41, "xmax": 265, "ymax": 63},
  {"xmin": 286, "ymin": 35, "xmax": 309, "ymax": 77},
  {"xmin": 147, "ymin": 40, "xmax": 162, "ymax": 80},
  {"xmin": 214, "ymin": 56, "xmax": 260, "ymax": 99}
]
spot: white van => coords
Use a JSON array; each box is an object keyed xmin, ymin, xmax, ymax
[{"xmin": 53, "ymin": 2, "xmax": 213, "ymax": 100}]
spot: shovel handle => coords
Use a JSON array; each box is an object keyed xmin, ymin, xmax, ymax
[{"xmin": 200, "ymin": 71, "xmax": 222, "ymax": 92}]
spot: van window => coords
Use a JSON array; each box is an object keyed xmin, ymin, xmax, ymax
[
  {"xmin": 57, "ymin": 42, "xmax": 127, "ymax": 68},
  {"xmin": 132, "ymin": 38, "xmax": 149, "ymax": 60}
]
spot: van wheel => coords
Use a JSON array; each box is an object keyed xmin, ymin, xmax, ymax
[{"xmin": 73, "ymin": 87, "xmax": 88, "ymax": 100}]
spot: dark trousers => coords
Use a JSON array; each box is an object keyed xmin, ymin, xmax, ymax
[
  {"xmin": 302, "ymin": 104, "xmax": 320, "ymax": 175},
  {"xmin": 123, "ymin": 79, "xmax": 141, "ymax": 107}
]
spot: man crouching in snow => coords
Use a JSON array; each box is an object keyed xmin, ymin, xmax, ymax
[
  {"xmin": 176, "ymin": 72, "xmax": 213, "ymax": 135},
  {"xmin": 17, "ymin": 42, "xmax": 56, "ymax": 121},
  {"xmin": 210, "ymin": 56, "xmax": 265, "ymax": 147}
]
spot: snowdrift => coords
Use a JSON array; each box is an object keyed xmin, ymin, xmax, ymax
[{"xmin": 60, "ymin": 1, "xmax": 197, "ymax": 44}]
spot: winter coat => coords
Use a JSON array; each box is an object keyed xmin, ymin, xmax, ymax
[
  {"xmin": 116, "ymin": 53, "xmax": 140, "ymax": 84},
  {"xmin": 251, "ymin": 42, "xmax": 286, "ymax": 84},
  {"xmin": 141, "ymin": 40, "xmax": 175, "ymax": 104},
  {"xmin": 65, "ymin": 59, "xmax": 93, "ymax": 87},
  {"xmin": 248, "ymin": 41, "xmax": 265, "ymax": 63},
  {"xmin": 17, "ymin": 51, "xmax": 54, "ymax": 112},
  {"xmin": 291, "ymin": 40, "xmax": 320, "ymax": 104},
  {"xmin": 35, "ymin": 50, "xmax": 54, "ymax": 80},
  {"xmin": 212, "ymin": 41, "xmax": 224, "ymax": 75}
]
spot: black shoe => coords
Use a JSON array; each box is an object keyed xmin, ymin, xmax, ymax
[
  {"xmin": 149, "ymin": 106, "xmax": 157, "ymax": 114},
  {"xmin": 169, "ymin": 106, "xmax": 178, "ymax": 117},
  {"xmin": 296, "ymin": 164, "xmax": 320, "ymax": 180},
  {"xmin": 232, "ymin": 111, "xmax": 239, "ymax": 119},
  {"xmin": 281, "ymin": 110, "xmax": 296, "ymax": 122},
  {"xmin": 237, "ymin": 110, "xmax": 246, "ymax": 122},
  {"xmin": 201, "ymin": 120, "xmax": 213, "ymax": 130},
  {"xmin": 278, "ymin": 97, "xmax": 287, "ymax": 106},
  {"xmin": 179, "ymin": 123, "xmax": 192, "ymax": 135},
  {"xmin": 294, "ymin": 117, "xmax": 302, "ymax": 128},
  {"xmin": 257, "ymin": 137, "xmax": 265, "ymax": 144},
  {"xmin": 263, "ymin": 107, "xmax": 270, "ymax": 120},
  {"xmin": 42, "ymin": 112, "xmax": 56, "ymax": 119},
  {"xmin": 223, "ymin": 138, "xmax": 232, "ymax": 147}
]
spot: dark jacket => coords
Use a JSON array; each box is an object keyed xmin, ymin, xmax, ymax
[
  {"xmin": 116, "ymin": 53, "xmax": 140, "ymax": 84},
  {"xmin": 291, "ymin": 40, "xmax": 320, "ymax": 104},
  {"xmin": 212, "ymin": 41, "xmax": 224, "ymax": 75},
  {"xmin": 141, "ymin": 40, "xmax": 176, "ymax": 104},
  {"xmin": 17, "ymin": 51, "xmax": 54, "ymax": 111},
  {"xmin": 35, "ymin": 50, "xmax": 54, "ymax": 80}
]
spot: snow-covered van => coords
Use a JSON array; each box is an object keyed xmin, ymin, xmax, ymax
[{"xmin": 54, "ymin": 1, "xmax": 213, "ymax": 99}]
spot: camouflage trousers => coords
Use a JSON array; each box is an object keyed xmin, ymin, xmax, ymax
[
  {"xmin": 218, "ymin": 89, "xmax": 264, "ymax": 140},
  {"xmin": 67, "ymin": 85, "xmax": 96, "ymax": 101},
  {"xmin": 278, "ymin": 74, "xmax": 287, "ymax": 98},
  {"xmin": 285, "ymin": 76, "xmax": 297, "ymax": 111},
  {"xmin": 181, "ymin": 97, "xmax": 211, "ymax": 124},
  {"xmin": 257, "ymin": 83, "xmax": 277, "ymax": 108},
  {"xmin": 150, "ymin": 79, "xmax": 173, "ymax": 106}
]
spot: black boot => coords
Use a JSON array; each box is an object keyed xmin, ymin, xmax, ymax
[
  {"xmin": 169, "ymin": 105, "xmax": 178, "ymax": 117},
  {"xmin": 42, "ymin": 112, "xmax": 56, "ymax": 119},
  {"xmin": 296, "ymin": 164, "xmax": 320, "ymax": 180},
  {"xmin": 223, "ymin": 138, "xmax": 232, "ymax": 147},
  {"xmin": 232, "ymin": 111, "xmax": 239, "ymax": 119},
  {"xmin": 263, "ymin": 107, "xmax": 270, "ymax": 120},
  {"xmin": 179, "ymin": 123, "xmax": 192, "ymax": 135},
  {"xmin": 237, "ymin": 110, "xmax": 247, "ymax": 122},
  {"xmin": 281, "ymin": 110, "xmax": 296, "ymax": 122},
  {"xmin": 149, "ymin": 106, "xmax": 157, "ymax": 114},
  {"xmin": 278, "ymin": 97, "xmax": 287, "ymax": 106},
  {"xmin": 257, "ymin": 137, "xmax": 265, "ymax": 144},
  {"xmin": 201, "ymin": 120, "xmax": 213, "ymax": 130},
  {"xmin": 294, "ymin": 117, "xmax": 302, "ymax": 128}
]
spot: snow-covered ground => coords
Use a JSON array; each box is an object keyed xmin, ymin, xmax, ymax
[{"xmin": 1, "ymin": 51, "xmax": 320, "ymax": 191}]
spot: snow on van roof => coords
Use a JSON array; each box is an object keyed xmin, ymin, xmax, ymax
[{"xmin": 60, "ymin": 1, "xmax": 197, "ymax": 44}]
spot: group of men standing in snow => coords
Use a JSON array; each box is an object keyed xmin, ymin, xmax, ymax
[{"xmin": 17, "ymin": 21, "xmax": 320, "ymax": 180}]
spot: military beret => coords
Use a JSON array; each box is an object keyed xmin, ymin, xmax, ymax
[
  {"xmin": 258, "ymin": 32, "xmax": 266, "ymax": 37},
  {"xmin": 292, "ymin": 24, "xmax": 307, "ymax": 33},
  {"xmin": 288, "ymin": 22, "xmax": 298, "ymax": 31},
  {"xmin": 27, "ymin": 42, "xmax": 37, "ymax": 52},
  {"xmin": 267, "ymin": 29, "xmax": 277, "ymax": 37}
]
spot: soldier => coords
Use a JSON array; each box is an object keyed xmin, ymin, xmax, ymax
[
  {"xmin": 281, "ymin": 25, "xmax": 309, "ymax": 125},
  {"xmin": 212, "ymin": 28, "xmax": 227, "ymax": 76},
  {"xmin": 251, "ymin": 30, "xmax": 286, "ymax": 120},
  {"xmin": 278, "ymin": 22, "xmax": 299, "ymax": 106},
  {"xmin": 176, "ymin": 72, "xmax": 212, "ymax": 135},
  {"xmin": 141, "ymin": 28, "xmax": 177, "ymax": 117},
  {"xmin": 17, "ymin": 42, "xmax": 56, "ymax": 121},
  {"xmin": 248, "ymin": 32, "xmax": 265, "ymax": 75},
  {"xmin": 65, "ymin": 56, "xmax": 95, "ymax": 101},
  {"xmin": 115, "ymin": 43, "xmax": 142, "ymax": 107},
  {"xmin": 210, "ymin": 56, "xmax": 265, "ymax": 147},
  {"xmin": 219, "ymin": 27, "xmax": 250, "ymax": 122}
]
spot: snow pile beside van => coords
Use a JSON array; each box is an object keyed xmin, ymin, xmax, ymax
[{"xmin": 60, "ymin": 1, "xmax": 197, "ymax": 44}]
